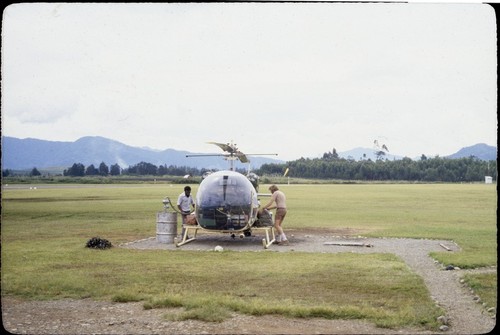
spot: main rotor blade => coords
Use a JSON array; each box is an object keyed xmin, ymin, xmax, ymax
[
  {"xmin": 199, "ymin": 142, "xmax": 278, "ymax": 165},
  {"xmin": 236, "ymin": 152, "xmax": 249, "ymax": 163},
  {"xmin": 185, "ymin": 154, "xmax": 226, "ymax": 158},
  {"xmin": 207, "ymin": 141, "xmax": 236, "ymax": 153},
  {"xmin": 244, "ymin": 153, "xmax": 278, "ymax": 156}
]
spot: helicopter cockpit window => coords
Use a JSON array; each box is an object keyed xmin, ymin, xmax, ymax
[
  {"xmin": 218, "ymin": 176, "xmax": 237, "ymax": 186},
  {"xmin": 195, "ymin": 171, "xmax": 258, "ymax": 230},
  {"xmin": 198, "ymin": 174, "xmax": 252, "ymax": 207}
]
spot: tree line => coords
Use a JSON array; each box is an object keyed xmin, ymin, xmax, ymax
[
  {"xmin": 1, "ymin": 161, "xmax": 209, "ymax": 178},
  {"xmin": 2, "ymin": 154, "xmax": 496, "ymax": 183},
  {"xmin": 61, "ymin": 161, "xmax": 207, "ymax": 177},
  {"xmin": 259, "ymin": 155, "xmax": 497, "ymax": 182}
]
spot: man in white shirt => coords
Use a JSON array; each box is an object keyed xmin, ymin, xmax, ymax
[{"xmin": 177, "ymin": 186, "xmax": 195, "ymax": 238}]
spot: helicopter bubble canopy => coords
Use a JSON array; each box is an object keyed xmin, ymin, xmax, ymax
[{"xmin": 195, "ymin": 170, "xmax": 259, "ymax": 231}]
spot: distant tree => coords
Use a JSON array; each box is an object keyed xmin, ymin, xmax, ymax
[
  {"xmin": 374, "ymin": 150, "xmax": 387, "ymax": 161},
  {"xmin": 64, "ymin": 163, "xmax": 85, "ymax": 177},
  {"xmin": 158, "ymin": 164, "xmax": 168, "ymax": 175},
  {"xmin": 373, "ymin": 140, "xmax": 389, "ymax": 161},
  {"xmin": 110, "ymin": 164, "xmax": 121, "ymax": 176},
  {"xmin": 127, "ymin": 161, "xmax": 158, "ymax": 175},
  {"xmin": 85, "ymin": 164, "xmax": 99, "ymax": 175},
  {"xmin": 30, "ymin": 167, "xmax": 41, "ymax": 176},
  {"xmin": 99, "ymin": 162, "xmax": 109, "ymax": 176},
  {"xmin": 322, "ymin": 148, "xmax": 339, "ymax": 161},
  {"xmin": 2, "ymin": 169, "xmax": 12, "ymax": 177}
]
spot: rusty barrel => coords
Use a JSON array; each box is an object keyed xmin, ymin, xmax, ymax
[{"xmin": 156, "ymin": 212, "xmax": 178, "ymax": 244}]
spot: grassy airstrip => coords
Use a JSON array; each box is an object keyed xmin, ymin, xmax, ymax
[{"xmin": 1, "ymin": 183, "xmax": 497, "ymax": 330}]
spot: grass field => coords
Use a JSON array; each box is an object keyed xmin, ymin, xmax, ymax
[{"xmin": 1, "ymin": 183, "xmax": 496, "ymax": 330}]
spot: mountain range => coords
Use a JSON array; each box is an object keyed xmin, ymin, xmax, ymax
[
  {"xmin": 1, "ymin": 136, "xmax": 497, "ymax": 171},
  {"xmin": 1, "ymin": 136, "xmax": 284, "ymax": 171}
]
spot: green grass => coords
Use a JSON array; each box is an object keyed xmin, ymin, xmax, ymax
[
  {"xmin": 462, "ymin": 272, "xmax": 497, "ymax": 308},
  {"xmin": 1, "ymin": 183, "xmax": 496, "ymax": 330},
  {"xmin": 282, "ymin": 184, "xmax": 497, "ymax": 267}
]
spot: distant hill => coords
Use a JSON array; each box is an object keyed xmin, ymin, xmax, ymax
[
  {"xmin": 1, "ymin": 136, "xmax": 284, "ymax": 171},
  {"xmin": 446, "ymin": 143, "xmax": 497, "ymax": 161},
  {"xmin": 338, "ymin": 144, "xmax": 497, "ymax": 162}
]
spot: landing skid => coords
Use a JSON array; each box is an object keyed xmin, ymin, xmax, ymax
[
  {"xmin": 174, "ymin": 225, "xmax": 199, "ymax": 247},
  {"xmin": 174, "ymin": 225, "xmax": 275, "ymax": 249},
  {"xmin": 256, "ymin": 226, "xmax": 276, "ymax": 249}
]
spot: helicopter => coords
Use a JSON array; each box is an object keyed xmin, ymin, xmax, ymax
[{"xmin": 175, "ymin": 141, "xmax": 278, "ymax": 248}]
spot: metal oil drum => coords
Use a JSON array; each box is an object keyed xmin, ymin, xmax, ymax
[{"xmin": 156, "ymin": 212, "xmax": 178, "ymax": 244}]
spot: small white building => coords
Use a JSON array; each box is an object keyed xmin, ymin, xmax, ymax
[{"xmin": 485, "ymin": 176, "xmax": 493, "ymax": 184}]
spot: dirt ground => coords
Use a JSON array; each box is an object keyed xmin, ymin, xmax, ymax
[
  {"xmin": 1, "ymin": 297, "xmax": 439, "ymax": 335},
  {"xmin": 2, "ymin": 228, "xmax": 497, "ymax": 334}
]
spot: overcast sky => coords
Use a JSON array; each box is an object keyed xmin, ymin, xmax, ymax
[{"xmin": 1, "ymin": 2, "xmax": 497, "ymax": 161}]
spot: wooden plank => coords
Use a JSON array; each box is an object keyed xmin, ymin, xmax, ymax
[
  {"xmin": 439, "ymin": 243, "xmax": 452, "ymax": 251},
  {"xmin": 323, "ymin": 241, "xmax": 373, "ymax": 247}
]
